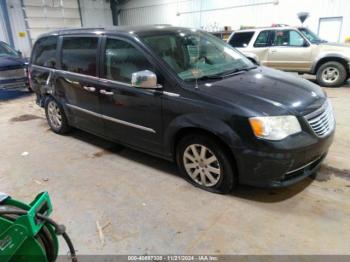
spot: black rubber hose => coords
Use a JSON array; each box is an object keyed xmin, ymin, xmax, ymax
[{"xmin": 0, "ymin": 210, "xmax": 77, "ymax": 262}]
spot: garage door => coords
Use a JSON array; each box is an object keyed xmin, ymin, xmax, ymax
[
  {"xmin": 318, "ymin": 17, "xmax": 343, "ymax": 43},
  {"xmin": 23, "ymin": 0, "xmax": 81, "ymax": 44}
]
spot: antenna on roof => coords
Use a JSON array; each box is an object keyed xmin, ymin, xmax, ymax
[{"xmin": 297, "ymin": 12, "xmax": 310, "ymax": 25}]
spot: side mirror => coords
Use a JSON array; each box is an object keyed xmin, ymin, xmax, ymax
[
  {"xmin": 247, "ymin": 57, "xmax": 260, "ymax": 66},
  {"xmin": 17, "ymin": 50, "xmax": 22, "ymax": 57},
  {"xmin": 131, "ymin": 70, "xmax": 161, "ymax": 89}
]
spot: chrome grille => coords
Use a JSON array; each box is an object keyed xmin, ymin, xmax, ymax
[
  {"xmin": 304, "ymin": 100, "xmax": 335, "ymax": 137},
  {"xmin": 0, "ymin": 68, "xmax": 26, "ymax": 80}
]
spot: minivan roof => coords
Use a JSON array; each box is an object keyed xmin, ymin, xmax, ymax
[{"xmin": 37, "ymin": 25, "xmax": 197, "ymax": 39}]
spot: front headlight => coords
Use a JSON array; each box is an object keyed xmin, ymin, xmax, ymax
[{"xmin": 249, "ymin": 115, "xmax": 301, "ymax": 141}]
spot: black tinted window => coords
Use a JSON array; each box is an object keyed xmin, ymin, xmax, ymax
[
  {"xmin": 254, "ymin": 31, "xmax": 271, "ymax": 47},
  {"xmin": 229, "ymin": 32, "xmax": 254, "ymax": 47},
  {"xmin": 32, "ymin": 36, "xmax": 57, "ymax": 68},
  {"xmin": 61, "ymin": 37, "xmax": 98, "ymax": 76},
  {"xmin": 104, "ymin": 38, "xmax": 153, "ymax": 82}
]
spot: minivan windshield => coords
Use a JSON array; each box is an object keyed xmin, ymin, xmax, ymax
[
  {"xmin": 0, "ymin": 42, "xmax": 19, "ymax": 57},
  {"xmin": 299, "ymin": 28, "xmax": 326, "ymax": 44},
  {"xmin": 141, "ymin": 30, "xmax": 254, "ymax": 81}
]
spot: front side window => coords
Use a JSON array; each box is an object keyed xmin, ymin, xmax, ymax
[
  {"xmin": 299, "ymin": 28, "xmax": 324, "ymax": 44},
  {"xmin": 104, "ymin": 38, "xmax": 154, "ymax": 83},
  {"xmin": 32, "ymin": 36, "xmax": 57, "ymax": 68},
  {"xmin": 61, "ymin": 37, "xmax": 98, "ymax": 76},
  {"xmin": 0, "ymin": 42, "xmax": 19, "ymax": 57},
  {"xmin": 254, "ymin": 30, "xmax": 271, "ymax": 47},
  {"xmin": 272, "ymin": 30, "xmax": 306, "ymax": 47},
  {"xmin": 141, "ymin": 30, "xmax": 254, "ymax": 81},
  {"xmin": 228, "ymin": 32, "xmax": 254, "ymax": 48}
]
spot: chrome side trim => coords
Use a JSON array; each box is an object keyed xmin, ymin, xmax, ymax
[
  {"xmin": 31, "ymin": 64, "xmax": 53, "ymax": 71},
  {"xmin": 99, "ymin": 78, "xmax": 132, "ymax": 87},
  {"xmin": 163, "ymin": 91, "xmax": 180, "ymax": 97},
  {"xmin": 31, "ymin": 65, "xmax": 134, "ymax": 87},
  {"xmin": 66, "ymin": 103, "xmax": 156, "ymax": 133},
  {"xmin": 285, "ymin": 156, "xmax": 322, "ymax": 175}
]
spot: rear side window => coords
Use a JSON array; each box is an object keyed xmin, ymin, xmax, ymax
[
  {"xmin": 104, "ymin": 38, "xmax": 154, "ymax": 83},
  {"xmin": 32, "ymin": 36, "xmax": 57, "ymax": 68},
  {"xmin": 228, "ymin": 32, "xmax": 254, "ymax": 48},
  {"xmin": 61, "ymin": 37, "xmax": 98, "ymax": 76},
  {"xmin": 254, "ymin": 30, "xmax": 271, "ymax": 47}
]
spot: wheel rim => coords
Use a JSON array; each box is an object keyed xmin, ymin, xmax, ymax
[
  {"xmin": 47, "ymin": 101, "xmax": 62, "ymax": 129},
  {"xmin": 183, "ymin": 144, "xmax": 221, "ymax": 187},
  {"xmin": 321, "ymin": 67, "xmax": 340, "ymax": 84}
]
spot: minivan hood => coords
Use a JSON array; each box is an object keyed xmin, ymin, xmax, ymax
[
  {"xmin": 0, "ymin": 56, "xmax": 26, "ymax": 71},
  {"xmin": 199, "ymin": 67, "xmax": 326, "ymax": 117}
]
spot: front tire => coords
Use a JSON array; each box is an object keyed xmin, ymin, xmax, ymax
[
  {"xmin": 176, "ymin": 134, "xmax": 235, "ymax": 194},
  {"xmin": 45, "ymin": 96, "xmax": 70, "ymax": 134},
  {"xmin": 316, "ymin": 61, "xmax": 347, "ymax": 87}
]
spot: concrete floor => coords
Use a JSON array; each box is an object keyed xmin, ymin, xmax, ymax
[{"xmin": 0, "ymin": 83, "xmax": 350, "ymax": 255}]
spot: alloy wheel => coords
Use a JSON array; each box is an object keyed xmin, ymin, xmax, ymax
[
  {"xmin": 321, "ymin": 67, "xmax": 340, "ymax": 84},
  {"xmin": 47, "ymin": 101, "xmax": 62, "ymax": 130},
  {"xmin": 183, "ymin": 144, "xmax": 221, "ymax": 187}
]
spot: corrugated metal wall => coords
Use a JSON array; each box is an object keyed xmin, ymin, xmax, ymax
[{"xmin": 119, "ymin": 0, "xmax": 350, "ymax": 42}]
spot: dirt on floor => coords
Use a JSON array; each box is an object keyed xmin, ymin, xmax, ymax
[{"xmin": 0, "ymin": 85, "xmax": 350, "ymax": 255}]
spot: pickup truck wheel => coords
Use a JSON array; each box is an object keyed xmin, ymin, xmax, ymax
[
  {"xmin": 316, "ymin": 61, "xmax": 347, "ymax": 87},
  {"xmin": 176, "ymin": 134, "xmax": 235, "ymax": 194},
  {"xmin": 45, "ymin": 96, "xmax": 70, "ymax": 134}
]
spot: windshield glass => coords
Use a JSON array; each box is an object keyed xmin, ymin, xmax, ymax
[
  {"xmin": 299, "ymin": 28, "xmax": 325, "ymax": 44},
  {"xmin": 0, "ymin": 42, "xmax": 19, "ymax": 57},
  {"xmin": 141, "ymin": 30, "xmax": 254, "ymax": 81}
]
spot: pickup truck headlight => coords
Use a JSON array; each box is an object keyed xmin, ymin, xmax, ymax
[{"xmin": 249, "ymin": 116, "xmax": 301, "ymax": 141}]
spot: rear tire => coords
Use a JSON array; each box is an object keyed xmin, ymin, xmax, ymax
[
  {"xmin": 316, "ymin": 61, "xmax": 347, "ymax": 87},
  {"xmin": 45, "ymin": 96, "xmax": 70, "ymax": 134},
  {"xmin": 176, "ymin": 134, "xmax": 236, "ymax": 194}
]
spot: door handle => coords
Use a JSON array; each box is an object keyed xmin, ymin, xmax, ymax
[
  {"xmin": 270, "ymin": 49, "xmax": 277, "ymax": 53},
  {"xmin": 83, "ymin": 86, "xmax": 96, "ymax": 92},
  {"xmin": 100, "ymin": 89, "xmax": 114, "ymax": 96}
]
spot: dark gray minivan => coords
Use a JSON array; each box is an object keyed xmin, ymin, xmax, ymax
[{"xmin": 29, "ymin": 26, "xmax": 335, "ymax": 194}]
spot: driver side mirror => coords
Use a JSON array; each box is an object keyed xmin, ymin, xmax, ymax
[
  {"xmin": 247, "ymin": 57, "xmax": 260, "ymax": 66},
  {"xmin": 131, "ymin": 70, "xmax": 162, "ymax": 89},
  {"xmin": 17, "ymin": 50, "xmax": 22, "ymax": 57},
  {"xmin": 303, "ymin": 41, "xmax": 310, "ymax": 47}
]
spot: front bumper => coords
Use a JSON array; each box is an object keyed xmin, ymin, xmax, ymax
[{"xmin": 234, "ymin": 129, "xmax": 334, "ymax": 188}]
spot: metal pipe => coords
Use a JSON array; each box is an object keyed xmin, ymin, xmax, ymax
[
  {"xmin": 0, "ymin": 0, "xmax": 15, "ymax": 47},
  {"xmin": 77, "ymin": 0, "xmax": 83, "ymax": 27},
  {"xmin": 110, "ymin": 0, "xmax": 118, "ymax": 26}
]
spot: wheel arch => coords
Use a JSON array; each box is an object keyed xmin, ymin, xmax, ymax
[
  {"xmin": 165, "ymin": 114, "xmax": 243, "ymax": 177},
  {"xmin": 312, "ymin": 55, "xmax": 349, "ymax": 77}
]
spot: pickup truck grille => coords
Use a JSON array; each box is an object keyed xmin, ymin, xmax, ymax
[
  {"xmin": 0, "ymin": 68, "xmax": 26, "ymax": 80},
  {"xmin": 305, "ymin": 100, "xmax": 335, "ymax": 137}
]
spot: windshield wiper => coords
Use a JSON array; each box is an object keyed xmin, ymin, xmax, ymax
[
  {"xmin": 185, "ymin": 66, "xmax": 257, "ymax": 82},
  {"xmin": 185, "ymin": 74, "xmax": 224, "ymax": 82},
  {"xmin": 219, "ymin": 66, "xmax": 257, "ymax": 78}
]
